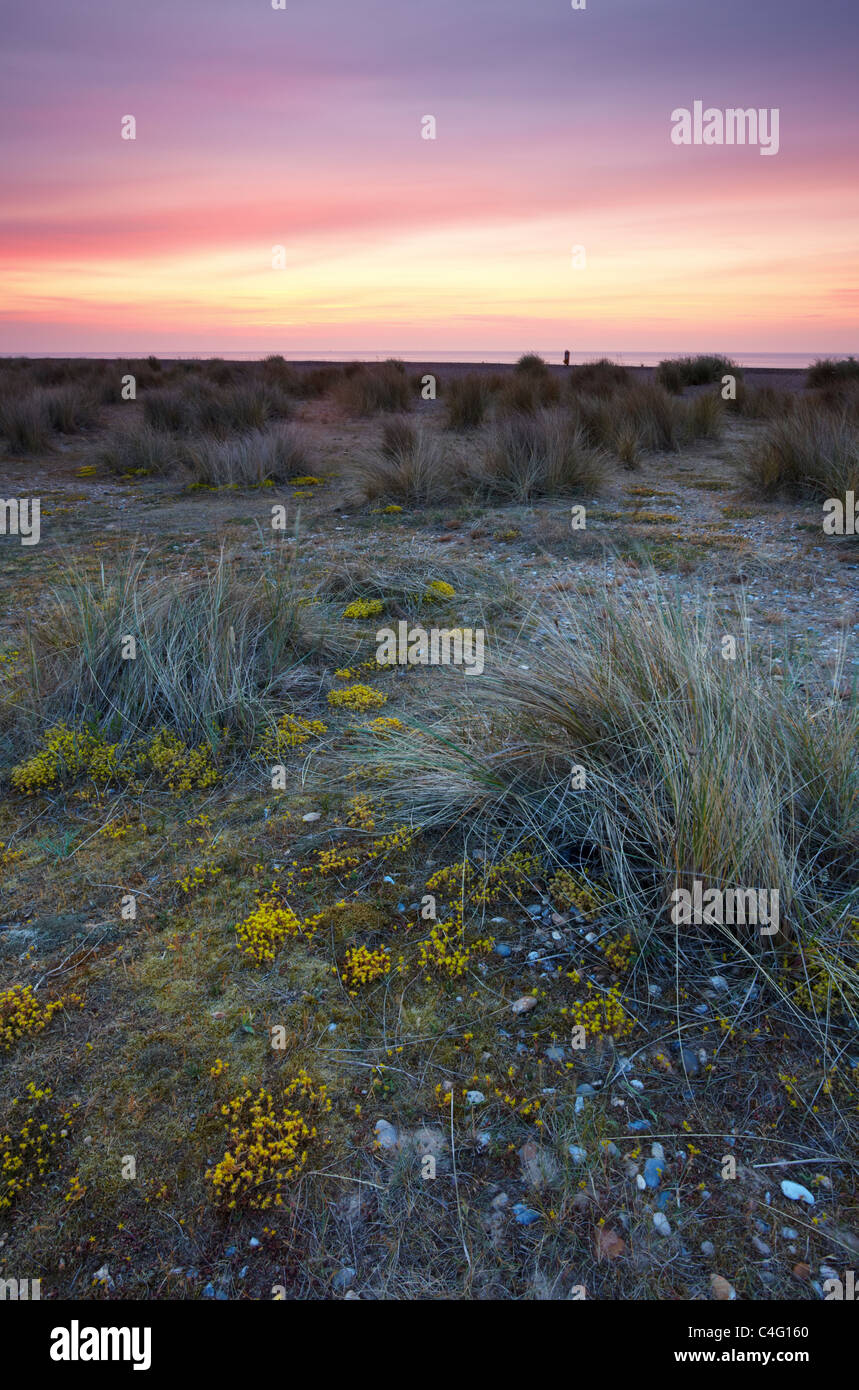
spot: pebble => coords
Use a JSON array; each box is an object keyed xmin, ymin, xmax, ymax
[
  {"xmin": 627, "ymin": 1119, "xmax": 651, "ymax": 1132},
  {"xmin": 576, "ymin": 1083, "xmax": 598, "ymax": 1097},
  {"xmin": 568, "ymin": 1145, "xmax": 587, "ymax": 1164},
  {"xmin": 545, "ymin": 1045, "xmax": 565, "ymax": 1062},
  {"xmin": 494, "ymin": 943, "xmax": 512, "ymax": 957},
  {"xmin": 301, "ymin": 812, "xmax": 322, "ymax": 822},
  {"xmin": 643, "ymin": 1157, "xmax": 664, "ymax": 1188},
  {"xmin": 781, "ymin": 1179, "xmax": 815, "ymax": 1205},
  {"xmin": 751, "ymin": 1236, "xmax": 772, "ymax": 1256},
  {"xmin": 511, "ymin": 996, "xmax": 537, "ymax": 1014},
  {"xmin": 249, "ymin": 1237, "xmax": 261, "ymax": 1248},
  {"xmin": 653, "ymin": 1211, "xmax": 672, "ymax": 1236},
  {"xmin": 513, "ymin": 1203, "xmax": 541, "ymax": 1226},
  {"xmin": 373, "ymin": 1119, "xmax": 398, "ymax": 1149},
  {"xmin": 701, "ymin": 1241, "xmax": 716, "ymax": 1257},
  {"xmin": 651, "ymin": 1142, "xmax": 665, "ymax": 1160},
  {"xmin": 465, "ymin": 1091, "xmax": 485, "ymax": 1106},
  {"xmin": 781, "ymin": 1227, "xmax": 798, "ymax": 1240},
  {"xmin": 519, "ymin": 1139, "xmax": 559, "ymax": 1187},
  {"xmin": 333, "ymin": 1267, "xmax": 356, "ymax": 1291}
]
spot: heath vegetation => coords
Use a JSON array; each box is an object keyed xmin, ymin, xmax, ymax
[{"xmin": 0, "ymin": 353, "xmax": 856, "ymax": 1304}]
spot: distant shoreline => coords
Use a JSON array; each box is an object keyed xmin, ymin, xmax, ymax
[
  {"xmin": 0, "ymin": 352, "xmax": 841, "ymax": 372},
  {"xmin": 0, "ymin": 354, "xmax": 817, "ymax": 393}
]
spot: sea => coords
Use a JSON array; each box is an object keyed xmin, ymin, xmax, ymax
[{"xmin": 0, "ymin": 350, "xmax": 838, "ymax": 369}]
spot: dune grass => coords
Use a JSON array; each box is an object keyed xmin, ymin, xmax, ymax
[
  {"xmin": 745, "ymin": 403, "xmax": 859, "ymax": 498},
  {"xmin": 806, "ymin": 357, "xmax": 859, "ymax": 389},
  {"xmin": 335, "ymin": 362, "xmax": 412, "ymax": 416},
  {"xmin": 370, "ymin": 572, "xmax": 859, "ymax": 1033},
  {"xmin": 656, "ymin": 354, "xmax": 741, "ymax": 393},
  {"xmin": 183, "ymin": 424, "xmax": 311, "ymax": 487},
  {"xmin": 568, "ymin": 359, "xmax": 631, "ymax": 396},
  {"xmin": 344, "ymin": 423, "xmax": 453, "ymax": 505},
  {"xmin": 473, "ymin": 410, "xmax": 607, "ymax": 500},
  {"xmin": 0, "ymin": 392, "xmax": 54, "ymax": 454},
  {"xmin": 12, "ymin": 545, "xmax": 336, "ymax": 752},
  {"xmin": 445, "ymin": 373, "xmax": 490, "ymax": 430}
]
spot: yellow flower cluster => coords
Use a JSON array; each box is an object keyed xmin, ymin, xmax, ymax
[
  {"xmin": 0, "ymin": 841, "xmax": 24, "ymax": 869},
  {"xmin": 64, "ymin": 1172, "xmax": 87, "ymax": 1203},
  {"xmin": 1, "ymin": 1083, "xmax": 79, "ymax": 1212},
  {"xmin": 98, "ymin": 818, "xmax": 139, "ymax": 840},
  {"xmin": 235, "ymin": 897, "xmax": 324, "ymax": 965},
  {"xmin": 326, "ymin": 686, "xmax": 386, "ymax": 717},
  {"xmin": 142, "ymin": 728, "xmax": 219, "ymax": 792},
  {"xmin": 288, "ymin": 476, "xmax": 323, "ymax": 486},
  {"xmin": 342, "ymin": 599, "xmax": 384, "ymax": 619},
  {"xmin": 601, "ymin": 931, "xmax": 635, "ymax": 974},
  {"xmin": 327, "ymin": 683, "xmax": 387, "ymax": 711},
  {"xmin": 206, "ymin": 1070, "xmax": 331, "ymax": 1210},
  {"xmin": 176, "ymin": 862, "xmax": 222, "ymax": 895},
  {"xmin": 346, "ymin": 793, "xmax": 375, "ymax": 831},
  {"xmin": 292, "ymin": 824, "xmax": 415, "ymax": 884},
  {"xmin": 10, "ymin": 723, "xmax": 222, "ymax": 796},
  {"xmin": 784, "ymin": 921, "xmax": 859, "ymax": 1017},
  {"xmin": 341, "ymin": 944, "xmax": 391, "ymax": 994},
  {"xmin": 258, "ymin": 712, "xmax": 327, "ymax": 760},
  {"xmin": 548, "ymin": 868, "xmax": 607, "ymax": 918},
  {"xmin": 426, "ymin": 847, "xmax": 542, "ymax": 909},
  {"xmin": 565, "ymin": 982, "xmax": 634, "ymax": 1039},
  {"xmin": 210, "ymin": 1057, "xmax": 229, "ymax": 1078},
  {"xmin": 363, "ymin": 716, "xmax": 404, "ymax": 736},
  {"xmin": 423, "ymin": 579, "xmax": 456, "ymax": 602},
  {"xmin": 335, "ymin": 659, "xmax": 388, "ymax": 682},
  {"xmin": 418, "ymin": 913, "xmax": 495, "ymax": 980},
  {"xmin": 10, "ymin": 724, "xmax": 122, "ymax": 795},
  {"xmin": 0, "ymin": 985, "xmax": 81, "ymax": 1052}
]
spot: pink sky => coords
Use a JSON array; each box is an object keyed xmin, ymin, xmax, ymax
[{"xmin": 1, "ymin": 0, "xmax": 857, "ymax": 356}]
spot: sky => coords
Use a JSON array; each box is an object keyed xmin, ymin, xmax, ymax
[{"xmin": 1, "ymin": 0, "xmax": 857, "ymax": 357}]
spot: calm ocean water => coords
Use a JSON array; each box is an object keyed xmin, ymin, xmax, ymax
[{"xmin": 0, "ymin": 349, "xmax": 838, "ymax": 368}]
